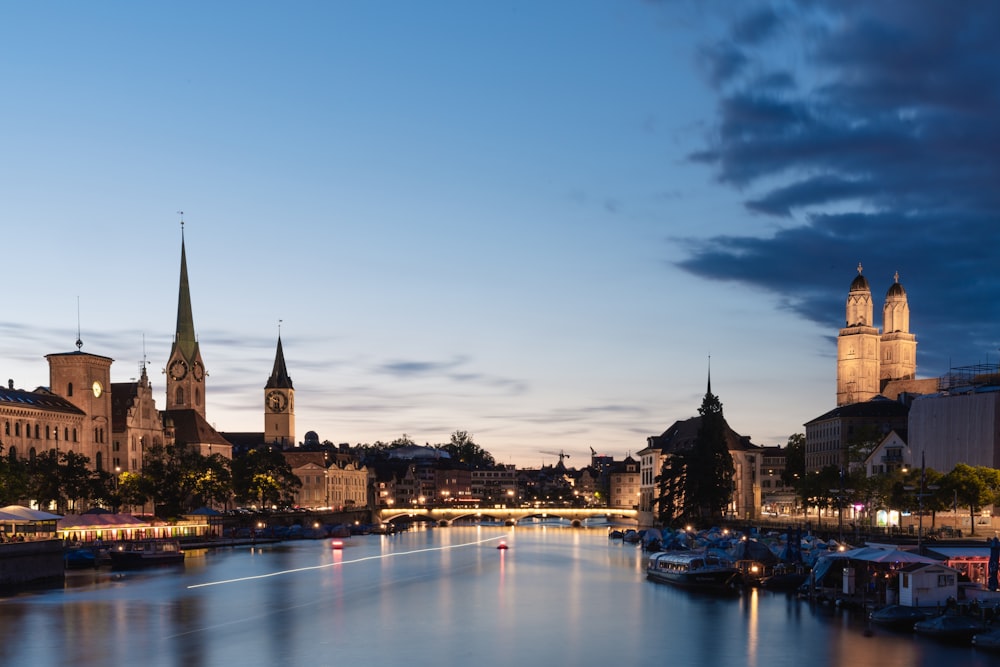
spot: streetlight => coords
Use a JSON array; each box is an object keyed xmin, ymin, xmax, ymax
[{"xmin": 904, "ymin": 451, "xmax": 939, "ymax": 553}]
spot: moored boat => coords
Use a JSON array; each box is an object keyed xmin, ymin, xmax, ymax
[
  {"xmin": 646, "ymin": 550, "xmax": 740, "ymax": 593},
  {"xmin": 912, "ymin": 613, "xmax": 986, "ymax": 644},
  {"xmin": 868, "ymin": 604, "xmax": 929, "ymax": 632},
  {"xmin": 973, "ymin": 628, "xmax": 1000, "ymax": 652},
  {"xmin": 108, "ymin": 539, "xmax": 185, "ymax": 570},
  {"xmin": 64, "ymin": 547, "xmax": 98, "ymax": 570}
]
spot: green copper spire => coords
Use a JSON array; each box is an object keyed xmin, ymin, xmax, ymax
[{"xmin": 173, "ymin": 230, "xmax": 199, "ymax": 361}]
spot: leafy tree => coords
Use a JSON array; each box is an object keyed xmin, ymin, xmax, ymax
[
  {"xmin": 441, "ymin": 431, "xmax": 495, "ymax": 468},
  {"xmin": 940, "ymin": 464, "xmax": 1000, "ymax": 536},
  {"xmin": 193, "ymin": 454, "xmax": 233, "ymax": 509},
  {"xmin": 780, "ymin": 433, "xmax": 805, "ymax": 488},
  {"xmin": 27, "ymin": 451, "xmax": 65, "ymax": 510},
  {"xmin": 142, "ymin": 441, "xmax": 212, "ymax": 517},
  {"xmin": 117, "ymin": 470, "xmax": 150, "ymax": 514},
  {"xmin": 231, "ymin": 446, "xmax": 300, "ymax": 508},
  {"xmin": 0, "ymin": 448, "xmax": 29, "ymax": 506}
]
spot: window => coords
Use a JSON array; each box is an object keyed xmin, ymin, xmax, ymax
[
  {"xmin": 67, "ymin": 383, "xmax": 73, "ymax": 396},
  {"xmin": 176, "ymin": 387, "xmax": 184, "ymax": 404}
]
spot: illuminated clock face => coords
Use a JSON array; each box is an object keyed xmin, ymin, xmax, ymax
[
  {"xmin": 169, "ymin": 359, "xmax": 188, "ymax": 380},
  {"xmin": 92, "ymin": 380, "xmax": 103, "ymax": 398},
  {"xmin": 267, "ymin": 390, "xmax": 288, "ymax": 413}
]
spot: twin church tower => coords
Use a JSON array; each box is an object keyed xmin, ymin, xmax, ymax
[{"xmin": 836, "ymin": 263, "xmax": 917, "ymax": 406}]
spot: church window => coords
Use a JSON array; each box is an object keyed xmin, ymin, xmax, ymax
[
  {"xmin": 64, "ymin": 427, "xmax": 69, "ymax": 440},
  {"xmin": 95, "ymin": 452, "xmax": 103, "ymax": 471},
  {"xmin": 176, "ymin": 387, "xmax": 184, "ymax": 404},
  {"xmin": 67, "ymin": 383, "xmax": 73, "ymax": 396},
  {"xmin": 195, "ymin": 388, "xmax": 201, "ymax": 406},
  {"xmin": 72, "ymin": 428, "xmax": 77, "ymax": 442},
  {"xmin": 14, "ymin": 423, "xmax": 20, "ymax": 437},
  {"xmin": 46, "ymin": 426, "xmax": 50, "ymax": 440}
]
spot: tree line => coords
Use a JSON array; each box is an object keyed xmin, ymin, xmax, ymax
[{"xmin": 0, "ymin": 442, "xmax": 301, "ymax": 518}]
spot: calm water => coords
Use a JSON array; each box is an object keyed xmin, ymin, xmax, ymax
[{"xmin": 0, "ymin": 527, "xmax": 992, "ymax": 667}]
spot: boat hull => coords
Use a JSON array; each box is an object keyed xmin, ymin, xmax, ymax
[
  {"xmin": 646, "ymin": 551, "xmax": 740, "ymax": 593},
  {"xmin": 108, "ymin": 540, "xmax": 185, "ymax": 570}
]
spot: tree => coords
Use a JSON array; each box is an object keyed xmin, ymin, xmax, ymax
[
  {"xmin": 655, "ymin": 388, "xmax": 734, "ymax": 526},
  {"xmin": 940, "ymin": 464, "xmax": 1000, "ymax": 536},
  {"xmin": 780, "ymin": 433, "xmax": 805, "ymax": 488},
  {"xmin": 441, "ymin": 431, "xmax": 495, "ymax": 468},
  {"xmin": 0, "ymin": 448, "xmax": 29, "ymax": 506},
  {"xmin": 231, "ymin": 446, "xmax": 301, "ymax": 509}
]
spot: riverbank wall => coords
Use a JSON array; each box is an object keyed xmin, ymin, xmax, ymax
[{"xmin": 0, "ymin": 539, "xmax": 64, "ymax": 590}]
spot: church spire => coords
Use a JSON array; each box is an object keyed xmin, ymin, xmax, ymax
[
  {"xmin": 174, "ymin": 224, "xmax": 198, "ymax": 360},
  {"xmin": 707, "ymin": 355, "xmax": 712, "ymax": 396},
  {"xmin": 266, "ymin": 334, "xmax": 293, "ymax": 389}
]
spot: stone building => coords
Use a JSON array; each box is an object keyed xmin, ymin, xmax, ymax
[
  {"xmin": 0, "ymin": 232, "xmax": 231, "ymax": 480},
  {"xmin": 836, "ymin": 265, "xmax": 936, "ymax": 406},
  {"xmin": 608, "ymin": 455, "xmax": 640, "ymax": 509}
]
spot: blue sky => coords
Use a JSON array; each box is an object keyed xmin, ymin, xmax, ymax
[{"xmin": 2, "ymin": 2, "xmax": 996, "ymax": 467}]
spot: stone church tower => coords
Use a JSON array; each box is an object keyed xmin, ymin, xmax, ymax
[
  {"xmin": 264, "ymin": 335, "xmax": 295, "ymax": 447},
  {"xmin": 880, "ymin": 272, "xmax": 917, "ymax": 383},
  {"xmin": 165, "ymin": 230, "xmax": 207, "ymax": 418},
  {"xmin": 836, "ymin": 264, "xmax": 918, "ymax": 406}
]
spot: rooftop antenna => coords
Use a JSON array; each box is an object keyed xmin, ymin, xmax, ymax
[{"xmin": 75, "ymin": 296, "xmax": 83, "ymax": 351}]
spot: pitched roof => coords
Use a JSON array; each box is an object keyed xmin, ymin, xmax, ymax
[
  {"xmin": 647, "ymin": 415, "xmax": 759, "ymax": 454},
  {"xmin": 163, "ymin": 409, "xmax": 232, "ymax": 448},
  {"xmin": 0, "ymin": 387, "xmax": 85, "ymax": 415}
]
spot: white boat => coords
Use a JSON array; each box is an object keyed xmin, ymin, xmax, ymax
[{"xmin": 646, "ymin": 551, "xmax": 740, "ymax": 593}]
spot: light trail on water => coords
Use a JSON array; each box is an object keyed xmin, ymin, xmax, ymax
[{"xmin": 186, "ymin": 533, "xmax": 510, "ymax": 589}]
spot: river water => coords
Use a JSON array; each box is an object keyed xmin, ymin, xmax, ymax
[{"xmin": 0, "ymin": 526, "xmax": 992, "ymax": 667}]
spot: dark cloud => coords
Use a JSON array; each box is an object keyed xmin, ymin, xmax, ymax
[{"xmin": 679, "ymin": 2, "xmax": 1000, "ymax": 375}]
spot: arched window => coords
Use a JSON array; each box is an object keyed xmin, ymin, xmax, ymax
[
  {"xmin": 7, "ymin": 447, "xmax": 15, "ymax": 461},
  {"xmin": 195, "ymin": 388, "xmax": 201, "ymax": 406},
  {"xmin": 29, "ymin": 447, "xmax": 36, "ymax": 462},
  {"xmin": 3, "ymin": 422, "xmax": 8, "ymax": 436},
  {"xmin": 34, "ymin": 424, "xmax": 39, "ymax": 439},
  {"xmin": 46, "ymin": 425, "xmax": 50, "ymax": 440},
  {"xmin": 176, "ymin": 387, "xmax": 184, "ymax": 404},
  {"xmin": 67, "ymin": 382, "xmax": 73, "ymax": 396},
  {"xmin": 64, "ymin": 427, "xmax": 69, "ymax": 440},
  {"xmin": 72, "ymin": 428, "xmax": 77, "ymax": 442},
  {"xmin": 14, "ymin": 423, "xmax": 20, "ymax": 437},
  {"xmin": 95, "ymin": 451, "xmax": 103, "ymax": 471}
]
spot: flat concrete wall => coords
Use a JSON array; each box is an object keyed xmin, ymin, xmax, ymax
[{"xmin": 0, "ymin": 540, "xmax": 64, "ymax": 590}]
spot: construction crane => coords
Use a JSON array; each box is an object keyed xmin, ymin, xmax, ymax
[{"xmin": 539, "ymin": 450, "xmax": 571, "ymax": 465}]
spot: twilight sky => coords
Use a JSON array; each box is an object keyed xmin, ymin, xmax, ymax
[{"xmin": 1, "ymin": 1, "xmax": 997, "ymax": 467}]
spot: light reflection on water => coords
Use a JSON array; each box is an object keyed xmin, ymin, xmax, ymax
[{"xmin": 0, "ymin": 527, "xmax": 993, "ymax": 667}]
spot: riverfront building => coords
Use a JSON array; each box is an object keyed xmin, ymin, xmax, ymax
[{"xmin": 0, "ymin": 232, "xmax": 231, "ymax": 481}]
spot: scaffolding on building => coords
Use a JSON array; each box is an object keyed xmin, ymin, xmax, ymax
[{"xmin": 940, "ymin": 362, "xmax": 1000, "ymax": 392}]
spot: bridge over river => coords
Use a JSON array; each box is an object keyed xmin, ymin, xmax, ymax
[{"xmin": 377, "ymin": 506, "xmax": 637, "ymax": 527}]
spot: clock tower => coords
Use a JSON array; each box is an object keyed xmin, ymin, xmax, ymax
[
  {"xmin": 264, "ymin": 335, "xmax": 295, "ymax": 447},
  {"xmin": 165, "ymin": 230, "xmax": 207, "ymax": 418}
]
